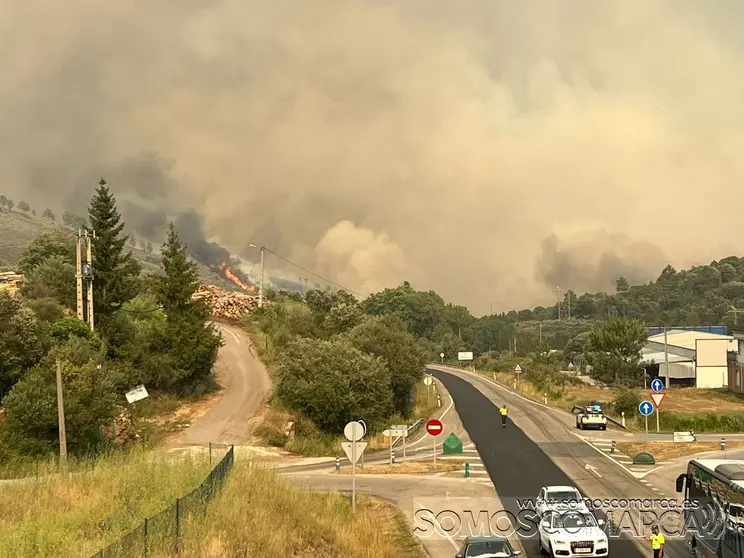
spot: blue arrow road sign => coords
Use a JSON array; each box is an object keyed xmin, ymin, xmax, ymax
[
  {"xmin": 639, "ymin": 401, "xmax": 654, "ymax": 416},
  {"xmin": 651, "ymin": 378, "xmax": 664, "ymax": 393}
]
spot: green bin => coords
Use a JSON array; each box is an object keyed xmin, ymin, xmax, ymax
[{"xmin": 443, "ymin": 433, "xmax": 463, "ymax": 454}]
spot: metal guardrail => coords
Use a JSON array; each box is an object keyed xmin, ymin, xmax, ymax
[{"xmin": 392, "ymin": 419, "xmax": 423, "ymax": 447}]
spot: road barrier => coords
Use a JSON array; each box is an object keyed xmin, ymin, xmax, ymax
[{"xmin": 89, "ymin": 445, "xmax": 235, "ymax": 558}]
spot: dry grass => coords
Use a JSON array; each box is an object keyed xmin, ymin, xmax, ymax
[
  {"xmin": 153, "ymin": 463, "xmax": 425, "ymax": 557},
  {"xmin": 0, "ymin": 209, "xmax": 55, "ymax": 265},
  {"xmin": 336, "ymin": 461, "xmax": 461, "ymax": 475},
  {"xmin": 0, "ymin": 449, "xmax": 213, "ymax": 558},
  {"xmin": 487, "ymin": 370, "xmax": 744, "ymax": 415},
  {"xmin": 616, "ymin": 441, "xmax": 744, "ymax": 462}
]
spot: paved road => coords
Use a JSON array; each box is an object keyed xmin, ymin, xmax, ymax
[
  {"xmin": 167, "ymin": 323, "xmax": 271, "ymax": 446},
  {"xmin": 454, "ymin": 367, "xmax": 744, "ymax": 442},
  {"xmin": 282, "ymin": 472, "xmax": 519, "ymax": 557},
  {"xmin": 429, "ymin": 366, "xmax": 694, "ymax": 558}
]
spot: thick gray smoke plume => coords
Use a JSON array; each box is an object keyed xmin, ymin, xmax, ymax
[{"xmin": 3, "ymin": 1, "xmax": 744, "ymax": 314}]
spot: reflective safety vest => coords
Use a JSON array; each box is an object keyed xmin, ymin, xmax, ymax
[
  {"xmin": 500, "ymin": 407, "xmax": 508, "ymax": 416},
  {"xmin": 651, "ymin": 533, "xmax": 665, "ymax": 549}
]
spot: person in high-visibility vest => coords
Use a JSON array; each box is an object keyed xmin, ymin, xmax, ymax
[
  {"xmin": 500, "ymin": 405, "xmax": 508, "ymax": 427},
  {"xmin": 646, "ymin": 525, "xmax": 665, "ymax": 557}
]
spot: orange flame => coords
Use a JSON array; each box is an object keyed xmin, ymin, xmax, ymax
[{"xmin": 217, "ymin": 262, "xmax": 256, "ymax": 291}]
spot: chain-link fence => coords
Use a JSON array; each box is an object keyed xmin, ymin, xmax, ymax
[{"xmin": 90, "ymin": 445, "xmax": 235, "ymax": 558}]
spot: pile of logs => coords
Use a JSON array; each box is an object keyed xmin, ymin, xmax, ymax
[{"xmin": 192, "ymin": 283, "xmax": 264, "ymax": 319}]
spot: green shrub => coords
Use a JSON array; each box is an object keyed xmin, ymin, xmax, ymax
[{"xmin": 613, "ymin": 388, "xmax": 641, "ymax": 417}]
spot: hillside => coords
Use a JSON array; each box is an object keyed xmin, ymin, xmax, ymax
[
  {"xmin": 506, "ymin": 257, "xmax": 744, "ymax": 344},
  {"xmin": 0, "ymin": 208, "xmax": 235, "ymax": 290}
]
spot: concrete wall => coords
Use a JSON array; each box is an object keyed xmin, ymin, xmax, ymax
[{"xmin": 728, "ymin": 362, "xmax": 744, "ymax": 394}]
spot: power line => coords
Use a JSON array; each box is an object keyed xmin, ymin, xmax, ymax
[{"xmin": 262, "ymin": 246, "xmax": 362, "ymax": 297}]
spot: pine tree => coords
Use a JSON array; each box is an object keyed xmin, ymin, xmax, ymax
[
  {"xmin": 156, "ymin": 222, "xmax": 221, "ymax": 391},
  {"xmin": 87, "ymin": 178, "xmax": 141, "ymax": 329},
  {"xmin": 157, "ymin": 222, "xmax": 201, "ymax": 315}
]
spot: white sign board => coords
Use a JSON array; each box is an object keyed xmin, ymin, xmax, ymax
[
  {"xmin": 457, "ymin": 351, "xmax": 474, "ymax": 361},
  {"xmin": 439, "ymin": 352, "xmax": 444, "ymax": 358},
  {"xmin": 424, "ymin": 376, "xmax": 433, "ymax": 386},
  {"xmin": 344, "ymin": 421, "xmax": 364, "ymax": 442},
  {"xmin": 341, "ymin": 441, "xmax": 367, "ymax": 464},
  {"xmin": 514, "ymin": 364, "xmax": 522, "ymax": 374},
  {"xmin": 125, "ymin": 384, "xmax": 149, "ymax": 404},
  {"xmin": 389, "ymin": 424, "xmax": 408, "ymax": 437}
]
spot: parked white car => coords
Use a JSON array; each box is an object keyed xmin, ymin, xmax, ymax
[
  {"xmin": 535, "ymin": 486, "xmax": 588, "ymax": 517},
  {"xmin": 539, "ymin": 510, "xmax": 608, "ymax": 556}
]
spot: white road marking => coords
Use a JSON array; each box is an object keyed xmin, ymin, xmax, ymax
[
  {"xmin": 407, "ymin": 388, "xmax": 455, "ymax": 449},
  {"xmin": 413, "ymin": 499, "xmax": 460, "ymax": 550}
]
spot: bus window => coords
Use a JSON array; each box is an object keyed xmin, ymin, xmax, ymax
[{"xmin": 687, "ymin": 473, "xmax": 721, "ymax": 549}]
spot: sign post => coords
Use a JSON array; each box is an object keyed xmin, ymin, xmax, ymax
[
  {"xmin": 390, "ymin": 424, "xmax": 408, "ymax": 463},
  {"xmin": 424, "ymin": 375, "xmax": 433, "ymax": 401},
  {"xmin": 651, "ymin": 379, "xmax": 664, "ymax": 433},
  {"xmin": 440, "ymin": 352, "xmax": 444, "ymax": 363},
  {"xmin": 343, "ymin": 421, "xmax": 365, "ymax": 512},
  {"xmin": 639, "ymin": 401, "xmax": 654, "ymax": 441},
  {"xmin": 426, "ymin": 419, "xmax": 443, "ymax": 466},
  {"xmin": 514, "ymin": 364, "xmax": 522, "ymax": 389}
]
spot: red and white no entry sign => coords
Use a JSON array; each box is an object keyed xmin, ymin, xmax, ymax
[{"xmin": 426, "ymin": 418, "xmax": 443, "ymax": 436}]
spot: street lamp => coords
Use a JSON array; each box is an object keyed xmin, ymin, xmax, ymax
[{"xmin": 249, "ymin": 244, "xmax": 265, "ymax": 307}]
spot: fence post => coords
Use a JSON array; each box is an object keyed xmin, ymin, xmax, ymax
[
  {"xmin": 144, "ymin": 517, "xmax": 148, "ymax": 557},
  {"xmin": 175, "ymin": 497, "xmax": 181, "ymax": 554}
]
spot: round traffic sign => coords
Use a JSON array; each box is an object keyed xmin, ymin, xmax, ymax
[
  {"xmin": 639, "ymin": 401, "xmax": 654, "ymax": 416},
  {"xmin": 426, "ymin": 418, "xmax": 443, "ymax": 436},
  {"xmin": 344, "ymin": 421, "xmax": 364, "ymax": 441},
  {"xmin": 358, "ymin": 420, "xmax": 367, "ymax": 437},
  {"xmin": 650, "ymin": 378, "xmax": 664, "ymax": 393},
  {"xmin": 424, "ymin": 376, "xmax": 433, "ymax": 386}
]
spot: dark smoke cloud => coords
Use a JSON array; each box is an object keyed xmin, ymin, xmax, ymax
[
  {"xmin": 535, "ymin": 232, "xmax": 668, "ymax": 294},
  {"xmin": 4, "ymin": 1, "xmax": 744, "ymax": 315},
  {"xmin": 173, "ymin": 211, "xmax": 230, "ymax": 268}
]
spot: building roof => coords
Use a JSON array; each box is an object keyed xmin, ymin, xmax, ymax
[
  {"xmin": 648, "ymin": 329, "xmax": 737, "ymax": 351},
  {"xmin": 641, "ymin": 350, "xmax": 692, "ymax": 364}
]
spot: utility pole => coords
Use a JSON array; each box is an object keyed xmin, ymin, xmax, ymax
[
  {"xmin": 249, "ymin": 244, "xmax": 266, "ymax": 308},
  {"xmin": 75, "ymin": 229, "xmax": 95, "ymax": 330},
  {"xmin": 664, "ymin": 326, "xmax": 669, "ymax": 389},
  {"xmin": 539, "ymin": 321, "xmax": 543, "ymax": 344},
  {"xmin": 258, "ymin": 246, "xmax": 265, "ymax": 307},
  {"xmin": 490, "ymin": 300, "xmax": 501, "ymax": 315},
  {"xmin": 56, "ymin": 359, "xmax": 67, "ymax": 468}
]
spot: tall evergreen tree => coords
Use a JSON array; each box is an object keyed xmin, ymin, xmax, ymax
[
  {"xmin": 157, "ymin": 222, "xmax": 201, "ymax": 315},
  {"xmin": 88, "ymin": 178, "xmax": 141, "ymax": 331},
  {"xmin": 156, "ymin": 221, "xmax": 221, "ymax": 392}
]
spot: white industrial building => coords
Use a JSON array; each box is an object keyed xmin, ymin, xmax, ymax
[{"xmin": 643, "ymin": 329, "xmax": 739, "ymax": 389}]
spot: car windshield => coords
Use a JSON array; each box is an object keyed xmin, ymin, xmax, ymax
[
  {"xmin": 545, "ymin": 491, "xmax": 580, "ymax": 503},
  {"xmin": 553, "ymin": 512, "xmax": 597, "ymax": 529},
  {"xmin": 465, "ymin": 540, "xmax": 512, "ymax": 557}
]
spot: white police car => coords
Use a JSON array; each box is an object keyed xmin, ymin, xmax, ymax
[
  {"xmin": 575, "ymin": 404, "xmax": 607, "ymax": 431},
  {"xmin": 539, "ymin": 510, "xmax": 608, "ymax": 556}
]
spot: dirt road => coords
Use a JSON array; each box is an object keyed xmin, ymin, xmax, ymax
[{"xmin": 168, "ymin": 323, "xmax": 271, "ymax": 446}]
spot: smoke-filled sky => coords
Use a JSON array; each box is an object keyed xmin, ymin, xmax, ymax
[{"xmin": 3, "ymin": 0, "xmax": 744, "ymax": 315}]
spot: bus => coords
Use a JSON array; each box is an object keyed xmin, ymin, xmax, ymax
[{"xmin": 676, "ymin": 459, "xmax": 744, "ymax": 556}]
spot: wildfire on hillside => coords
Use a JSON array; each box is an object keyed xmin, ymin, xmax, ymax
[{"xmin": 213, "ymin": 262, "xmax": 256, "ymax": 291}]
